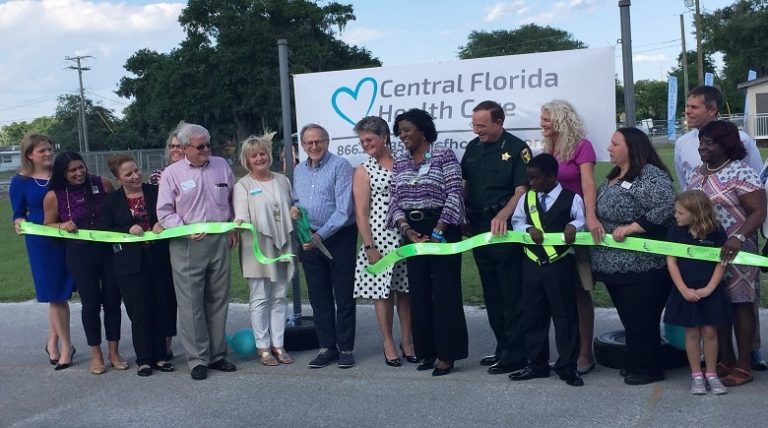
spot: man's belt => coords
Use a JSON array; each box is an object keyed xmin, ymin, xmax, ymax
[{"xmin": 467, "ymin": 199, "xmax": 510, "ymax": 217}]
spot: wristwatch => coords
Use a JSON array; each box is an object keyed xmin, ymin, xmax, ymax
[{"xmin": 732, "ymin": 233, "xmax": 746, "ymax": 243}]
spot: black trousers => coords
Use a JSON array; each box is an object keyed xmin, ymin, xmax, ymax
[
  {"xmin": 66, "ymin": 242, "xmax": 121, "ymax": 347},
  {"xmin": 299, "ymin": 224, "xmax": 357, "ymax": 352},
  {"xmin": 605, "ymin": 271, "xmax": 672, "ymax": 375},
  {"xmin": 472, "ymin": 243, "xmax": 526, "ymax": 367},
  {"xmin": 522, "ymin": 255, "xmax": 578, "ymax": 371},
  {"xmin": 116, "ymin": 246, "xmax": 176, "ymax": 365},
  {"xmin": 406, "ymin": 216, "xmax": 468, "ymax": 362}
]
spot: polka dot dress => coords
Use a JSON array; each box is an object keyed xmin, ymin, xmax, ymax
[{"xmin": 353, "ymin": 157, "xmax": 409, "ymax": 299}]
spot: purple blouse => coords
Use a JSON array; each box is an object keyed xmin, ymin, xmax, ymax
[
  {"xmin": 55, "ymin": 175, "xmax": 108, "ymax": 229},
  {"xmin": 387, "ymin": 145, "xmax": 466, "ymax": 227},
  {"xmin": 557, "ymin": 139, "xmax": 596, "ymax": 197}
]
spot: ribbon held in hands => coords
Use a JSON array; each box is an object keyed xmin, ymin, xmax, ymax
[
  {"xmin": 19, "ymin": 221, "xmax": 294, "ymax": 265},
  {"xmin": 364, "ymin": 231, "xmax": 768, "ymax": 275}
]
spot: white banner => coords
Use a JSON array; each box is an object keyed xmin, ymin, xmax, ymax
[{"xmin": 294, "ymin": 47, "xmax": 616, "ymax": 164}]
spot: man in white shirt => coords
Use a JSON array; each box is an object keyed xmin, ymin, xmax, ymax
[
  {"xmin": 674, "ymin": 85, "xmax": 762, "ymax": 186},
  {"xmin": 674, "ymin": 85, "xmax": 767, "ymax": 372}
]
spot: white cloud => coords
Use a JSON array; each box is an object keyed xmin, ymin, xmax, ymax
[
  {"xmin": 0, "ymin": 0, "xmax": 185, "ymax": 121},
  {"xmin": 339, "ymin": 27, "xmax": 392, "ymax": 45},
  {"xmin": 634, "ymin": 54, "xmax": 668, "ymax": 63},
  {"xmin": 484, "ymin": 1, "xmax": 528, "ymax": 22}
]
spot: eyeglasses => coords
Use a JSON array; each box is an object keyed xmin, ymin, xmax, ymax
[
  {"xmin": 302, "ymin": 139, "xmax": 327, "ymax": 147},
  {"xmin": 192, "ymin": 143, "xmax": 210, "ymax": 151},
  {"xmin": 169, "ymin": 144, "xmax": 182, "ymax": 149},
  {"xmin": 469, "ymin": 122, "xmax": 488, "ymax": 129}
]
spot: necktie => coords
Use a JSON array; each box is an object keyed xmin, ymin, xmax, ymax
[{"xmin": 539, "ymin": 193, "xmax": 547, "ymax": 213}]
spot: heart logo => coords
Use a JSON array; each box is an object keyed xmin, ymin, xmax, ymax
[{"xmin": 331, "ymin": 77, "xmax": 378, "ymax": 126}]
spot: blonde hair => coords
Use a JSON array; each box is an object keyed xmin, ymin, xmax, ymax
[
  {"xmin": 541, "ymin": 100, "xmax": 586, "ymax": 162},
  {"xmin": 240, "ymin": 132, "xmax": 277, "ymax": 172},
  {"xmin": 19, "ymin": 132, "xmax": 53, "ymax": 175},
  {"xmin": 675, "ymin": 190, "xmax": 719, "ymax": 238}
]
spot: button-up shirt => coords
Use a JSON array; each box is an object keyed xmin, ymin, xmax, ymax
[
  {"xmin": 674, "ymin": 128, "xmax": 762, "ymax": 187},
  {"xmin": 156, "ymin": 156, "xmax": 234, "ymax": 227},
  {"xmin": 511, "ymin": 183, "xmax": 585, "ymax": 232},
  {"xmin": 292, "ymin": 151, "xmax": 355, "ymax": 239}
]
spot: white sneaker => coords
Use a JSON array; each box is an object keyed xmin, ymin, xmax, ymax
[
  {"xmin": 690, "ymin": 376, "xmax": 706, "ymax": 395},
  {"xmin": 706, "ymin": 376, "xmax": 728, "ymax": 395}
]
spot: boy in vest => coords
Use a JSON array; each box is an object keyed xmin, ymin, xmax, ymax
[{"xmin": 508, "ymin": 153, "xmax": 585, "ymax": 386}]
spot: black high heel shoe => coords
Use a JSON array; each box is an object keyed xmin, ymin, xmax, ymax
[
  {"xmin": 432, "ymin": 361, "xmax": 454, "ymax": 377},
  {"xmin": 400, "ymin": 344, "xmax": 420, "ymax": 364},
  {"xmin": 54, "ymin": 347, "xmax": 76, "ymax": 371},
  {"xmin": 384, "ymin": 350, "xmax": 402, "ymax": 367},
  {"xmin": 45, "ymin": 344, "xmax": 58, "ymax": 365}
]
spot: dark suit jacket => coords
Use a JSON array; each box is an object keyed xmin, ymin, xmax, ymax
[{"xmin": 98, "ymin": 183, "xmax": 171, "ymax": 276}]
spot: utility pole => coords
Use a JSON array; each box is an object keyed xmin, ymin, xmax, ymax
[
  {"xmin": 618, "ymin": 0, "xmax": 635, "ymax": 127},
  {"xmin": 680, "ymin": 14, "xmax": 689, "ymax": 96},
  {"xmin": 65, "ymin": 55, "xmax": 93, "ymax": 152},
  {"xmin": 694, "ymin": 0, "xmax": 704, "ymax": 85}
]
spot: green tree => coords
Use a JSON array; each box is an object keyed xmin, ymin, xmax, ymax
[
  {"xmin": 117, "ymin": 0, "xmax": 380, "ymax": 148},
  {"xmin": 702, "ymin": 0, "xmax": 768, "ymax": 112},
  {"xmin": 0, "ymin": 117, "xmax": 58, "ymax": 147},
  {"xmin": 47, "ymin": 95, "xmax": 134, "ymax": 152},
  {"xmin": 635, "ymin": 80, "xmax": 668, "ymax": 120},
  {"xmin": 457, "ymin": 24, "xmax": 586, "ymax": 59}
]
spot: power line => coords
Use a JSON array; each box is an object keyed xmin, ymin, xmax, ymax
[{"xmin": 65, "ymin": 55, "xmax": 93, "ymax": 152}]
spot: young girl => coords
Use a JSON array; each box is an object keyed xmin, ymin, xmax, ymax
[{"xmin": 663, "ymin": 190, "xmax": 730, "ymax": 395}]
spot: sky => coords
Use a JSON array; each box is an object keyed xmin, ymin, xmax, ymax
[{"xmin": 0, "ymin": 0, "xmax": 740, "ymax": 127}]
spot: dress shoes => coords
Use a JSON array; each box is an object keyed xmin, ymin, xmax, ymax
[
  {"xmin": 45, "ymin": 344, "xmax": 58, "ymax": 365},
  {"xmin": 208, "ymin": 359, "xmax": 236, "ymax": 372},
  {"xmin": 751, "ymin": 350, "xmax": 768, "ymax": 371},
  {"xmin": 191, "ymin": 365, "xmax": 208, "ymax": 380},
  {"xmin": 508, "ymin": 366, "xmax": 550, "ymax": 381},
  {"xmin": 153, "ymin": 362, "xmax": 175, "ymax": 372},
  {"xmin": 432, "ymin": 361, "xmax": 454, "ymax": 377},
  {"xmin": 400, "ymin": 345, "xmax": 419, "ymax": 364},
  {"xmin": 416, "ymin": 359, "xmax": 435, "ymax": 371},
  {"xmin": 624, "ymin": 372, "xmax": 664, "ymax": 386},
  {"xmin": 555, "ymin": 368, "xmax": 584, "ymax": 387},
  {"xmin": 54, "ymin": 347, "xmax": 76, "ymax": 371},
  {"xmin": 480, "ymin": 355, "xmax": 500, "ymax": 366},
  {"xmin": 384, "ymin": 350, "xmax": 402, "ymax": 367},
  {"xmin": 137, "ymin": 365, "xmax": 153, "ymax": 377},
  {"xmin": 487, "ymin": 362, "xmax": 521, "ymax": 375}
]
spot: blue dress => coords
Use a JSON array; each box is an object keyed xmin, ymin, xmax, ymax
[
  {"xmin": 9, "ymin": 175, "xmax": 74, "ymax": 302},
  {"xmin": 663, "ymin": 225, "xmax": 730, "ymax": 327}
]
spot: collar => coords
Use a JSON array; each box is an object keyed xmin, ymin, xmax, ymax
[
  {"xmin": 184, "ymin": 156, "xmax": 209, "ymax": 168},
  {"xmin": 540, "ymin": 183, "xmax": 562, "ymax": 199},
  {"xmin": 305, "ymin": 151, "xmax": 330, "ymax": 169}
]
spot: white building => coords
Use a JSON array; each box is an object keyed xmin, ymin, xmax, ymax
[
  {"xmin": 0, "ymin": 149, "xmax": 21, "ymax": 172},
  {"xmin": 738, "ymin": 76, "xmax": 768, "ymax": 140}
]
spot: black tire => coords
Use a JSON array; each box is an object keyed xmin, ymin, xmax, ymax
[
  {"xmin": 284, "ymin": 316, "xmax": 319, "ymax": 352},
  {"xmin": 593, "ymin": 329, "xmax": 688, "ymax": 370}
]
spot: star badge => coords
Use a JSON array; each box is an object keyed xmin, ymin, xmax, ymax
[{"xmin": 501, "ymin": 152, "xmax": 511, "ymax": 161}]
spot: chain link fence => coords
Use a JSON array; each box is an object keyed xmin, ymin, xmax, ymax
[{"xmin": 80, "ymin": 149, "xmax": 166, "ymax": 177}]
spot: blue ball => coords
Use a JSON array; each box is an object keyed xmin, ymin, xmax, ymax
[
  {"xmin": 663, "ymin": 323, "xmax": 686, "ymax": 351},
  {"xmin": 227, "ymin": 328, "xmax": 256, "ymax": 356}
]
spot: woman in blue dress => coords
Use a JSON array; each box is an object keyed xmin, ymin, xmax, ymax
[{"xmin": 10, "ymin": 133, "xmax": 75, "ymax": 369}]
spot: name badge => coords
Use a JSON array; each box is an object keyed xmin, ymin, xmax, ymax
[
  {"xmin": 249, "ymin": 188, "xmax": 263, "ymax": 196},
  {"xmin": 92, "ymin": 185, "xmax": 100, "ymax": 194},
  {"xmin": 181, "ymin": 180, "xmax": 196, "ymax": 191},
  {"xmin": 620, "ymin": 181, "xmax": 632, "ymax": 190},
  {"xmin": 418, "ymin": 164, "xmax": 430, "ymax": 176}
]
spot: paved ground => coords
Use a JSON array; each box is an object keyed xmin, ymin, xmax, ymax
[{"xmin": 2, "ymin": 302, "xmax": 768, "ymax": 427}]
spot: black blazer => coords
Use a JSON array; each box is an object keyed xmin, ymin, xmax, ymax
[{"xmin": 98, "ymin": 183, "xmax": 170, "ymax": 276}]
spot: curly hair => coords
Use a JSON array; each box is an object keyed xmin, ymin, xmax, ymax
[
  {"xmin": 698, "ymin": 120, "xmax": 746, "ymax": 161},
  {"xmin": 541, "ymin": 100, "xmax": 586, "ymax": 162},
  {"xmin": 393, "ymin": 109, "xmax": 438, "ymax": 143}
]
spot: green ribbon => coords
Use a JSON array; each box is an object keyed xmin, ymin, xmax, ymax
[
  {"xmin": 364, "ymin": 231, "xmax": 768, "ymax": 275},
  {"xmin": 19, "ymin": 221, "xmax": 294, "ymax": 265}
]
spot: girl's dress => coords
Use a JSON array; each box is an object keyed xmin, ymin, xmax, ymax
[{"xmin": 663, "ymin": 224, "xmax": 731, "ymax": 327}]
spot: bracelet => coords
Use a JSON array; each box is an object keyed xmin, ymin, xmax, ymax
[
  {"xmin": 401, "ymin": 226, "xmax": 413, "ymax": 234},
  {"xmin": 431, "ymin": 231, "xmax": 446, "ymax": 242},
  {"xmin": 399, "ymin": 222, "xmax": 411, "ymax": 231}
]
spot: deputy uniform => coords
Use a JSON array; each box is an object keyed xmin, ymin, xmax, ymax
[{"xmin": 461, "ymin": 131, "xmax": 531, "ymax": 369}]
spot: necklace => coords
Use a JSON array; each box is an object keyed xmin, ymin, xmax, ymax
[
  {"xmin": 64, "ymin": 186, "xmax": 93, "ymax": 227},
  {"xmin": 705, "ymin": 159, "xmax": 731, "ymax": 172},
  {"xmin": 253, "ymin": 173, "xmax": 281, "ymax": 223},
  {"xmin": 32, "ymin": 175, "xmax": 50, "ymax": 188}
]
